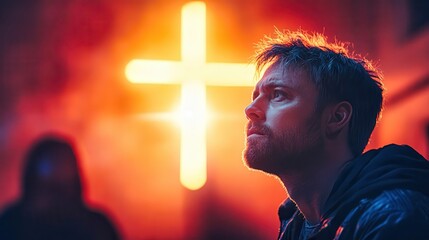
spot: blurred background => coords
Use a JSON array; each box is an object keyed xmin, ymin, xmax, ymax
[{"xmin": 0, "ymin": 0, "xmax": 428, "ymax": 239}]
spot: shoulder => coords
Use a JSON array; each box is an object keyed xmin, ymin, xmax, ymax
[
  {"xmin": 352, "ymin": 189, "xmax": 429, "ymax": 239},
  {"xmin": 85, "ymin": 208, "xmax": 120, "ymax": 240},
  {"xmin": 362, "ymin": 189, "xmax": 429, "ymax": 213}
]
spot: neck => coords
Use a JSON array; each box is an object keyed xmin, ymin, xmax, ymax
[{"xmin": 278, "ymin": 149, "xmax": 353, "ymax": 225}]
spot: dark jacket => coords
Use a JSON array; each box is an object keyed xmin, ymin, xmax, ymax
[{"xmin": 278, "ymin": 144, "xmax": 429, "ymax": 240}]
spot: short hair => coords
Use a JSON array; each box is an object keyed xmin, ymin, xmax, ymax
[{"xmin": 254, "ymin": 29, "xmax": 384, "ymax": 155}]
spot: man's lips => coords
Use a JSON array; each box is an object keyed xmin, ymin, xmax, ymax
[{"xmin": 247, "ymin": 127, "xmax": 266, "ymax": 137}]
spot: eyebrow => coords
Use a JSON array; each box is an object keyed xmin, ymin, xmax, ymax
[
  {"xmin": 252, "ymin": 77, "xmax": 295, "ymax": 99},
  {"xmin": 262, "ymin": 78, "xmax": 291, "ymax": 89}
]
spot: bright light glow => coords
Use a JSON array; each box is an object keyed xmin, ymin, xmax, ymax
[
  {"xmin": 178, "ymin": 2, "xmax": 207, "ymax": 190},
  {"xmin": 172, "ymin": 104, "xmax": 212, "ymax": 127},
  {"xmin": 180, "ymin": 82, "xmax": 206, "ymax": 190},
  {"xmin": 127, "ymin": 62, "xmax": 256, "ymax": 86},
  {"xmin": 125, "ymin": 60, "xmax": 183, "ymax": 84},
  {"xmin": 182, "ymin": 2, "xmax": 206, "ymax": 64},
  {"xmin": 125, "ymin": 1, "xmax": 255, "ymax": 190}
]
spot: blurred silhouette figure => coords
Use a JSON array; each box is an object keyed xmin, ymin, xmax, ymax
[{"xmin": 0, "ymin": 134, "xmax": 120, "ymax": 240}]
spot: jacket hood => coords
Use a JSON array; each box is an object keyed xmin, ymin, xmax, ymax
[{"xmin": 322, "ymin": 144, "xmax": 429, "ymax": 220}]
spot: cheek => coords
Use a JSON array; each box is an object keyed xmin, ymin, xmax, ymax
[{"xmin": 266, "ymin": 107, "xmax": 302, "ymax": 129}]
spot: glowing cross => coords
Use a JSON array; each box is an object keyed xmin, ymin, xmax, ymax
[{"xmin": 125, "ymin": 1, "xmax": 255, "ymax": 190}]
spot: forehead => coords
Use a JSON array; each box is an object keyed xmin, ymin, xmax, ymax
[{"xmin": 255, "ymin": 63, "xmax": 313, "ymax": 91}]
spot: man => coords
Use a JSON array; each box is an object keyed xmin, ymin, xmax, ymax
[{"xmin": 243, "ymin": 30, "xmax": 429, "ymax": 240}]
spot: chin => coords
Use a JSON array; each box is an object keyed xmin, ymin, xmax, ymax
[
  {"xmin": 242, "ymin": 146, "xmax": 258, "ymax": 167},
  {"xmin": 243, "ymin": 148, "xmax": 278, "ymax": 174}
]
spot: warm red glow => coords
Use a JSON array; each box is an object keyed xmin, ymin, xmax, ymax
[{"xmin": 2, "ymin": 1, "xmax": 427, "ymax": 240}]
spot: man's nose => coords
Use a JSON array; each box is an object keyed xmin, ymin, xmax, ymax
[{"xmin": 245, "ymin": 99, "xmax": 265, "ymax": 121}]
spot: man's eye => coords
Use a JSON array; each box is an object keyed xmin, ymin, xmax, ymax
[{"xmin": 272, "ymin": 90, "xmax": 287, "ymax": 100}]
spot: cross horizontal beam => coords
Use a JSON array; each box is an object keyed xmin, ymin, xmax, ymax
[{"xmin": 126, "ymin": 60, "xmax": 256, "ymax": 86}]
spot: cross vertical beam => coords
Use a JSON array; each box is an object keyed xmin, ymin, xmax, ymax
[{"xmin": 180, "ymin": 2, "xmax": 207, "ymax": 190}]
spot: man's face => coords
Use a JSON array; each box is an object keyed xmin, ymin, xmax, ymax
[{"xmin": 243, "ymin": 64, "xmax": 324, "ymax": 174}]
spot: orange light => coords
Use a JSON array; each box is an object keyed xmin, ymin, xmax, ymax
[
  {"xmin": 125, "ymin": 60, "xmax": 183, "ymax": 84},
  {"xmin": 125, "ymin": 1, "xmax": 255, "ymax": 190}
]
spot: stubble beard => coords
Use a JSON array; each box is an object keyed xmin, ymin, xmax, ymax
[{"xmin": 243, "ymin": 117, "xmax": 323, "ymax": 175}]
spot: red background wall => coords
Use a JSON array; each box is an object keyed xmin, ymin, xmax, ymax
[{"xmin": 0, "ymin": 0, "xmax": 428, "ymax": 239}]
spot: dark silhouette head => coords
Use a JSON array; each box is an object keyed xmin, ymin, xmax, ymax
[{"xmin": 22, "ymin": 134, "xmax": 83, "ymax": 204}]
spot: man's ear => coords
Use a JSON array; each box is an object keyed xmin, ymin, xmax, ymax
[{"xmin": 326, "ymin": 101, "xmax": 352, "ymax": 137}]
